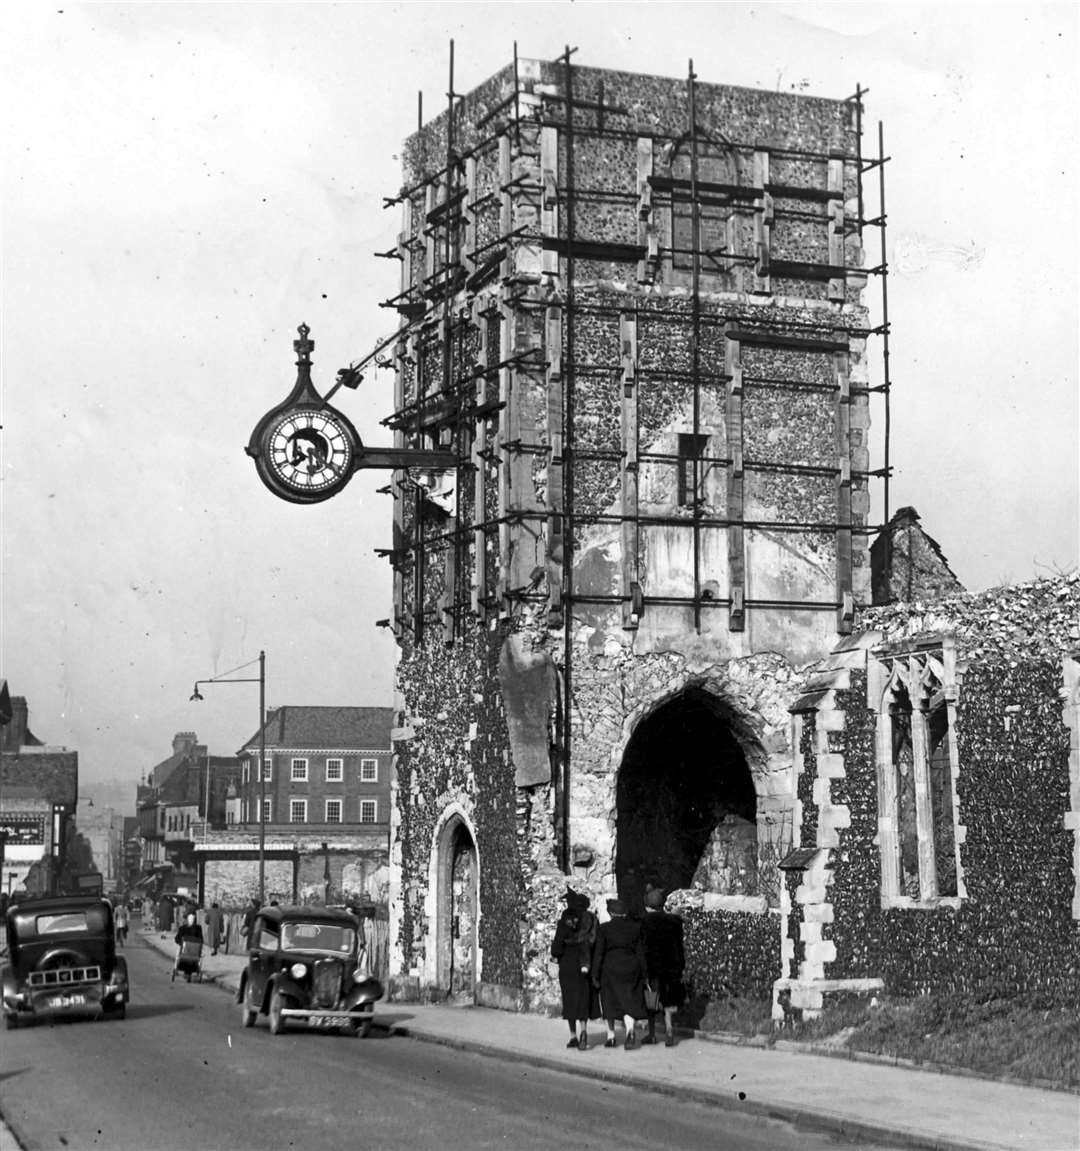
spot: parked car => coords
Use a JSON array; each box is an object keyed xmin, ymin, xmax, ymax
[
  {"xmin": 2, "ymin": 895, "xmax": 130, "ymax": 1029},
  {"xmin": 237, "ymin": 904, "xmax": 382, "ymax": 1037}
]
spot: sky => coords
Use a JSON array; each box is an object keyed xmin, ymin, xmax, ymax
[{"xmin": 2, "ymin": 2, "xmax": 1077, "ymax": 794}]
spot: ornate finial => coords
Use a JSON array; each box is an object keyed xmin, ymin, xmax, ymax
[{"xmin": 294, "ymin": 323, "xmax": 314, "ymax": 365}]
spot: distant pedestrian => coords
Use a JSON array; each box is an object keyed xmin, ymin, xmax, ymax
[
  {"xmin": 205, "ymin": 902, "xmax": 223, "ymax": 956},
  {"xmin": 157, "ymin": 895, "xmax": 174, "ymax": 937},
  {"xmin": 591, "ymin": 898, "xmax": 648, "ymax": 1049},
  {"xmin": 241, "ymin": 897, "xmax": 260, "ymax": 948},
  {"xmin": 640, "ymin": 884, "xmax": 685, "ymax": 1047},
  {"xmin": 114, "ymin": 901, "xmax": 130, "ymax": 947},
  {"xmin": 550, "ymin": 886, "xmax": 600, "ymax": 1051}
]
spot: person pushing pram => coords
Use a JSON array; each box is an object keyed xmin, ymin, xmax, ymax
[{"xmin": 172, "ymin": 910, "xmax": 204, "ymax": 982}]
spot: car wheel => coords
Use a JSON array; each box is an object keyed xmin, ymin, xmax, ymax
[
  {"xmin": 240, "ymin": 983, "xmax": 257, "ymax": 1029},
  {"xmin": 356, "ymin": 1012, "xmax": 372, "ymax": 1039},
  {"xmin": 105, "ymin": 1002, "xmax": 127, "ymax": 1021},
  {"xmin": 4, "ymin": 1013, "xmax": 18, "ymax": 1031},
  {"xmin": 268, "ymin": 989, "xmax": 291, "ymax": 1035}
]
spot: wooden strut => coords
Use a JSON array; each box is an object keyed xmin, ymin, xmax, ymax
[{"xmin": 559, "ymin": 43, "xmax": 578, "ymax": 877}]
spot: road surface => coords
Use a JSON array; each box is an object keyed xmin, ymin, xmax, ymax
[{"xmin": 0, "ymin": 939, "xmax": 887, "ymax": 1150}]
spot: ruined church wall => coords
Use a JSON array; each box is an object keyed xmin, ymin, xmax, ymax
[
  {"xmin": 788, "ymin": 567, "xmax": 1080, "ymax": 1011},
  {"xmin": 815, "ymin": 663, "xmax": 1080, "ymax": 1005}
]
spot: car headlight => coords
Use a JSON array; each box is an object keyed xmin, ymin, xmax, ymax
[
  {"xmin": 289, "ymin": 963, "xmax": 307, "ymax": 979},
  {"xmin": 351, "ymin": 967, "xmax": 370, "ymax": 983}
]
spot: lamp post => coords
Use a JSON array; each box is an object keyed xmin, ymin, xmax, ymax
[{"xmin": 190, "ymin": 651, "xmax": 267, "ymax": 904}]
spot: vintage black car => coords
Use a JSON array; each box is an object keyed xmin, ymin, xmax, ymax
[
  {"xmin": 237, "ymin": 904, "xmax": 382, "ymax": 1036},
  {"xmin": 2, "ymin": 895, "xmax": 130, "ymax": 1028}
]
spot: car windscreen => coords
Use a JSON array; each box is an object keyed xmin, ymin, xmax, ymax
[{"xmin": 280, "ymin": 921, "xmax": 355, "ymax": 955}]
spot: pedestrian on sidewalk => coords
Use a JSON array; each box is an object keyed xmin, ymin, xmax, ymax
[
  {"xmin": 205, "ymin": 902, "xmax": 223, "ymax": 956},
  {"xmin": 551, "ymin": 886, "xmax": 600, "ymax": 1051},
  {"xmin": 591, "ymin": 898, "xmax": 648, "ymax": 1050},
  {"xmin": 241, "ymin": 897, "xmax": 259, "ymax": 949},
  {"xmin": 639, "ymin": 884, "xmax": 685, "ymax": 1047},
  {"xmin": 157, "ymin": 894, "xmax": 174, "ymax": 938},
  {"xmin": 114, "ymin": 901, "xmax": 129, "ymax": 948},
  {"xmin": 174, "ymin": 911, "xmax": 204, "ymax": 983}
]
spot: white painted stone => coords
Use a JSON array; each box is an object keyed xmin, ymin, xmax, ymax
[
  {"xmin": 805, "ymin": 940, "xmax": 837, "ymax": 965},
  {"xmin": 799, "ymin": 920, "xmax": 821, "ymax": 944},
  {"xmin": 701, "ymin": 893, "xmax": 768, "ymax": 914},
  {"xmin": 803, "ymin": 903, "xmax": 834, "ymax": 924},
  {"xmin": 817, "ymin": 708, "xmax": 846, "ymax": 732},
  {"xmin": 791, "ymin": 986, "xmax": 823, "ymax": 1011},
  {"xmin": 821, "ymin": 804, "xmax": 851, "ymax": 830},
  {"xmin": 818, "ymin": 753, "xmax": 846, "ymax": 779}
]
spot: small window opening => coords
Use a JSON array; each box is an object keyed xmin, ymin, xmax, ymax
[
  {"xmin": 928, "ymin": 701, "xmax": 957, "ymax": 897},
  {"xmin": 677, "ymin": 434, "xmax": 709, "ymax": 507}
]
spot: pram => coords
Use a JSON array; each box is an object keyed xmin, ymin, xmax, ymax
[{"xmin": 172, "ymin": 938, "xmax": 204, "ymax": 982}]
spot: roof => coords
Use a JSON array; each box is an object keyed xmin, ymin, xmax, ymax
[
  {"xmin": 0, "ymin": 785, "xmax": 49, "ymax": 801},
  {"xmin": 158, "ymin": 758, "xmax": 200, "ymax": 805},
  {"xmin": 255, "ymin": 904, "xmax": 359, "ymax": 927},
  {"xmin": 7, "ymin": 895, "xmax": 110, "ymax": 916},
  {"xmin": 239, "ymin": 706, "xmax": 393, "ymax": 753},
  {"xmin": 147, "ymin": 748, "xmax": 188, "ymax": 790}
]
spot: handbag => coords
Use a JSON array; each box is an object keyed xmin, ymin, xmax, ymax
[{"xmin": 644, "ymin": 981, "xmax": 661, "ymax": 1012}]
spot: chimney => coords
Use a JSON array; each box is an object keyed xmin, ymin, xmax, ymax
[{"xmin": 172, "ymin": 731, "xmax": 198, "ymax": 756}]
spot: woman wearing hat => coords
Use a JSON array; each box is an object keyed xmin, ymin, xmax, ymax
[
  {"xmin": 640, "ymin": 884, "xmax": 685, "ymax": 1046},
  {"xmin": 551, "ymin": 886, "xmax": 600, "ymax": 1050},
  {"xmin": 590, "ymin": 898, "xmax": 648, "ymax": 1049}
]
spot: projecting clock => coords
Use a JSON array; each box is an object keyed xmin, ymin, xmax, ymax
[{"xmin": 246, "ymin": 324, "xmax": 361, "ymax": 504}]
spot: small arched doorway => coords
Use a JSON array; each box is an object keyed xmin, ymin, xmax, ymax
[
  {"xmin": 616, "ymin": 687, "xmax": 758, "ymax": 911},
  {"xmin": 435, "ymin": 815, "xmax": 478, "ymax": 1002}
]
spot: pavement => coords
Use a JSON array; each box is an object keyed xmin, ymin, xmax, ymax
[{"xmin": 126, "ymin": 928, "xmax": 1079, "ymax": 1151}]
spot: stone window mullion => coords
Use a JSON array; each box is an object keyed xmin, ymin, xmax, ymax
[
  {"xmin": 874, "ymin": 705, "xmax": 901, "ymax": 902},
  {"xmin": 910, "ymin": 701, "xmax": 939, "ymax": 900}
]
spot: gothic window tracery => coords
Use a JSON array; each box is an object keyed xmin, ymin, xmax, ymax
[{"xmin": 871, "ymin": 644, "xmax": 961, "ymax": 906}]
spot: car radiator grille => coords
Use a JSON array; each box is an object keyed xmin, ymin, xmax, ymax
[
  {"xmin": 312, "ymin": 959, "xmax": 343, "ymax": 1008},
  {"xmin": 29, "ymin": 966, "xmax": 102, "ymax": 988}
]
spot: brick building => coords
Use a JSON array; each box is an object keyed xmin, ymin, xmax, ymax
[
  {"xmin": 135, "ymin": 731, "xmax": 240, "ymax": 894},
  {"xmin": 0, "ymin": 693, "xmax": 79, "ymax": 896},
  {"xmin": 374, "ymin": 56, "xmax": 892, "ymax": 1009},
  {"xmin": 193, "ymin": 705, "xmax": 393, "ymax": 906}
]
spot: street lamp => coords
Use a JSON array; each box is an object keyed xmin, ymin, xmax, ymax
[{"xmin": 189, "ymin": 651, "xmax": 267, "ymax": 904}]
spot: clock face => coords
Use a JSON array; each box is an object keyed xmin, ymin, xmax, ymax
[{"xmin": 267, "ymin": 408, "xmax": 353, "ymax": 497}]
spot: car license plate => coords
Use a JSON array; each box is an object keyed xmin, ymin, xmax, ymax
[
  {"xmin": 310, "ymin": 1015, "xmax": 348, "ymax": 1029},
  {"xmin": 49, "ymin": 993, "xmax": 87, "ymax": 1009}
]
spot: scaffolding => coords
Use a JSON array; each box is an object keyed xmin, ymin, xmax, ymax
[{"xmin": 372, "ymin": 48, "xmax": 893, "ymax": 658}]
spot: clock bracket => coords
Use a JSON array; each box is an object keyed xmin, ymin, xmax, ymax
[{"xmin": 247, "ymin": 324, "xmax": 456, "ymax": 504}]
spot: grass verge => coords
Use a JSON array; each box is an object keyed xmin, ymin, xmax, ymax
[{"xmin": 692, "ymin": 992, "xmax": 1079, "ymax": 1090}]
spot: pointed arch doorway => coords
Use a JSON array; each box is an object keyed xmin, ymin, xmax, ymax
[
  {"xmin": 616, "ymin": 686, "xmax": 759, "ymax": 911},
  {"xmin": 435, "ymin": 814, "xmax": 478, "ymax": 1003}
]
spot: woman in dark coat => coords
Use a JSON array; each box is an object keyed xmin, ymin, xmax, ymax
[
  {"xmin": 640, "ymin": 884, "xmax": 686, "ymax": 1047},
  {"xmin": 590, "ymin": 898, "xmax": 648, "ymax": 1049},
  {"xmin": 550, "ymin": 887, "xmax": 599, "ymax": 1050},
  {"xmin": 174, "ymin": 911, "xmax": 204, "ymax": 983}
]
